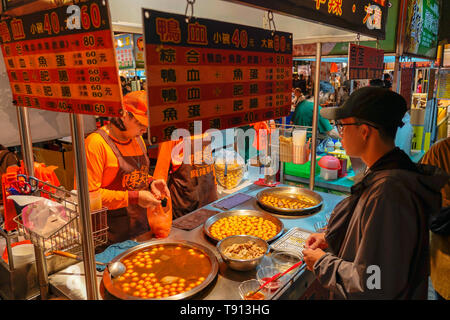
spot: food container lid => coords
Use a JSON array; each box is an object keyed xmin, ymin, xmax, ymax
[{"xmin": 318, "ymin": 155, "xmax": 341, "ymax": 170}]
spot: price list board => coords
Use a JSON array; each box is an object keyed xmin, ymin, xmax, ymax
[
  {"xmin": 0, "ymin": 0, "xmax": 122, "ymax": 116},
  {"xmin": 348, "ymin": 43, "xmax": 384, "ymax": 80},
  {"xmin": 143, "ymin": 9, "xmax": 292, "ymax": 143}
]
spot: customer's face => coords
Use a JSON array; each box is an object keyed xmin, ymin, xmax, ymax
[{"xmin": 340, "ymin": 117, "xmax": 366, "ymax": 157}]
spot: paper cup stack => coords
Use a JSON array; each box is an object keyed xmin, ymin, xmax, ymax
[{"xmin": 292, "ymin": 130, "xmax": 308, "ymax": 164}]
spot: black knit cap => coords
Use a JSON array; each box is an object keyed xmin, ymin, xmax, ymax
[{"xmin": 320, "ymin": 86, "xmax": 407, "ymax": 130}]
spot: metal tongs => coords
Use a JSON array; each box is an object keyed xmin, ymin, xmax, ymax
[{"xmin": 247, "ymin": 260, "xmax": 304, "ymax": 298}]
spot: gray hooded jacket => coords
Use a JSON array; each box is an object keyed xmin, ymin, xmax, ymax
[{"xmin": 313, "ymin": 148, "xmax": 449, "ymax": 299}]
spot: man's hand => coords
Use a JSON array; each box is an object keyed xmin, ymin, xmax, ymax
[
  {"xmin": 302, "ymin": 248, "xmax": 326, "ymax": 271},
  {"xmin": 138, "ymin": 190, "xmax": 161, "ymax": 208},
  {"xmin": 305, "ymin": 233, "xmax": 328, "ymax": 250},
  {"xmin": 150, "ymin": 179, "xmax": 170, "ymax": 200}
]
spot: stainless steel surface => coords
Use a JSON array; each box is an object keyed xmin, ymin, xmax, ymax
[
  {"xmin": 203, "ymin": 209, "xmax": 284, "ymax": 243},
  {"xmin": 102, "ymin": 240, "xmax": 219, "ymax": 300},
  {"xmin": 256, "ymin": 186, "xmax": 323, "ymax": 216},
  {"xmin": 49, "ymin": 184, "xmax": 346, "ymax": 300},
  {"xmin": 270, "ymin": 227, "xmax": 313, "ymax": 256},
  {"xmin": 70, "ymin": 113, "xmax": 98, "ymax": 300},
  {"xmin": 310, "ymin": 42, "xmax": 322, "ymax": 190},
  {"xmin": 216, "ymin": 235, "xmax": 268, "ymax": 271}
]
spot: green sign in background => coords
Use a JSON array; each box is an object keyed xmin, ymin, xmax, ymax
[{"xmin": 403, "ymin": 0, "xmax": 440, "ymax": 59}]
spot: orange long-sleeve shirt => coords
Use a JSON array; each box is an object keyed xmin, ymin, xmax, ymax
[{"xmin": 84, "ymin": 126, "xmax": 149, "ymax": 210}]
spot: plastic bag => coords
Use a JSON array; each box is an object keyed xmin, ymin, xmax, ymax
[
  {"xmin": 147, "ymin": 197, "xmax": 172, "ymax": 238},
  {"xmin": 21, "ymin": 198, "xmax": 69, "ymax": 238}
]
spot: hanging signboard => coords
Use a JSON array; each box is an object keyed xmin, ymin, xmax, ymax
[
  {"xmin": 403, "ymin": 0, "xmax": 441, "ymax": 59},
  {"xmin": 293, "ymin": 0, "xmax": 400, "ymax": 57},
  {"xmin": 400, "ymin": 67, "xmax": 414, "ymax": 109},
  {"xmin": 225, "ymin": 0, "xmax": 388, "ymax": 40},
  {"xmin": 143, "ymin": 9, "xmax": 292, "ymax": 143},
  {"xmin": 436, "ymin": 69, "xmax": 450, "ymax": 100},
  {"xmin": 348, "ymin": 43, "xmax": 384, "ymax": 79},
  {"xmin": 133, "ymin": 34, "xmax": 145, "ymax": 69},
  {"xmin": 0, "ymin": 0, "xmax": 123, "ymax": 117},
  {"xmin": 114, "ymin": 33, "xmax": 134, "ymax": 69}
]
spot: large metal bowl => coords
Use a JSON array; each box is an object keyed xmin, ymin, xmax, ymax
[
  {"xmin": 203, "ymin": 209, "xmax": 284, "ymax": 243},
  {"xmin": 256, "ymin": 186, "xmax": 323, "ymax": 216},
  {"xmin": 102, "ymin": 240, "xmax": 219, "ymax": 300},
  {"xmin": 217, "ymin": 235, "xmax": 268, "ymax": 271}
]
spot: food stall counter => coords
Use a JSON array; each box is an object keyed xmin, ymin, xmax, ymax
[{"xmin": 48, "ymin": 184, "xmax": 346, "ymax": 300}]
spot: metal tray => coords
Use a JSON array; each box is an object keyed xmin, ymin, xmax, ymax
[
  {"xmin": 270, "ymin": 227, "xmax": 313, "ymax": 257},
  {"xmin": 256, "ymin": 186, "xmax": 323, "ymax": 216},
  {"xmin": 203, "ymin": 209, "xmax": 284, "ymax": 243},
  {"xmin": 102, "ymin": 240, "xmax": 219, "ymax": 300}
]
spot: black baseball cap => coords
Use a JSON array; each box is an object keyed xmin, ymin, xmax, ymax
[{"xmin": 320, "ymin": 86, "xmax": 407, "ymax": 130}]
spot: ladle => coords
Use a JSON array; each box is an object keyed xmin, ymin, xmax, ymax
[{"xmin": 51, "ymin": 250, "xmax": 126, "ymax": 278}]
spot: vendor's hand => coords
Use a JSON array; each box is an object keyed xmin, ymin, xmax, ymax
[
  {"xmin": 138, "ymin": 190, "xmax": 161, "ymax": 208},
  {"xmin": 302, "ymin": 248, "xmax": 326, "ymax": 271},
  {"xmin": 305, "ymin": 233, "xmax": 328, "ymax": 250},
  {"xmin": 150, "ymin": 179, "xmax": 170, "ymax": 200}
]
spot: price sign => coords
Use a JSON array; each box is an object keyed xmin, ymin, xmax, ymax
[
  {"xmin": 348, "ymin": 43, "xmax": 384, "ymax": 80},
  {"xmin": 0, "ymin": 0, "xmax": 122, "ymax": 116},
  {"xmin": 143, "ymin": 9, "xmax": 293, "ymax": 143}
]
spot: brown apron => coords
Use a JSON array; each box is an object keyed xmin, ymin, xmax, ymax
[
  {"xmin": 96, "ymin": 129, "xmax": 150, "ymax": 244},
  {"xmin": 167, "ymin": 139, "xmax": 218, "ymax": 219}
]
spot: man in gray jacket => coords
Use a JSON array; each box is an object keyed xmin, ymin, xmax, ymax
[{"xmin": 302, "ymin": 87, "xmax": 448, "ymax": 299}]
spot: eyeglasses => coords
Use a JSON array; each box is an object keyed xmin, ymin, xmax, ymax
[{"xmin": 335, "ymin": 121, "xmax": 379, "ymax": 134}]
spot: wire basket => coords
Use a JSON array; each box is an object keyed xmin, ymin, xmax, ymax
[{"xmin": 12, "ymin": 177, "xmax": 108, "ymax": 254}]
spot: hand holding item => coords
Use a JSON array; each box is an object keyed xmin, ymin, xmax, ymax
[
  {"xmin": 138, "ymin": 190, "xmax": 161, "ymax": 208},
  {"xmin": 150, "ymin": 179, "xmax": 170, "ymax": 200},
  {"xmin": 302, "ymin": 248, "xmax": 326, "ymax": 271},
  {"xmin": 305, "ymin": 232, "xmax": 328, "ymax": 250}
]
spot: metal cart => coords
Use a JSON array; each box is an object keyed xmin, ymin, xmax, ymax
[{"xmin": 0, "ymin": 176, "xmax": 108, "ymax": 299}]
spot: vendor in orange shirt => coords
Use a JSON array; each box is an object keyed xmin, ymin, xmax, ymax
[
  {"xmin": 85, "ymin": 91, "xmax": 169, "ymax": 245},
  {"xmin": 153, "ymin": 133, "xmax": 218, "ymax": 219}
]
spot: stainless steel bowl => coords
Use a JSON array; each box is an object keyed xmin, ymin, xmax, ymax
[
  {"xmin": 102, "ymin": 240, "xmax": 219, "ymax": 300},
  {"xmin": 203, "ymin": 209, "xmax": 284, "ymax": 243},
  {"xmin": 256, "ymin": 186, "xmax": 323, "ymax": 216},
  {"xmin": 217, "ymin": 235, "xmax": 269, "ymax": 271}
]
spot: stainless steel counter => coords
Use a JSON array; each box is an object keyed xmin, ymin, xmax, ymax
[{"xmin": 49, "ymin": 183, "xmax": 345, "ymax": 300}]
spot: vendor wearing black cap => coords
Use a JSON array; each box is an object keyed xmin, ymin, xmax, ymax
[{"xmin": 302, "ymin": 86, "xmax": 449, "ymax": 299}]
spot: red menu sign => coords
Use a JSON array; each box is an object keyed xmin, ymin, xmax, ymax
[
  {"xmin": 143, "ymin": 9, "xmax": 293, "ymax": 143},
  {"xmin": 400, "ymin": 67, "xmax": 414, "ymax": 109},
  {"xmin": 348, "ymin": 43, "xmax": 384, "ymax": 80},
  {"xmin": 0, "ymin": 0, "xmax": 122, "ymax": 116}
]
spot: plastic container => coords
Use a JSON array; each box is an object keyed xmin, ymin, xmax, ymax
[
  {"xmin": 89, "ymin": 191, "xmax": 102, "ymax": 211},
  {"xmin": 326, "ymin": 140, "xmax": 335, "ymax": 152},
  {"xmin": 11, "ymin": 243, "xmax": 35, "ymax": 266},
  {"xmin": 318, "ymin": 156, "xmax": 341, "ymax": 181},
  {"xmin": 284, "ymin": 157, "xmax": 321, "ymax": 179}
]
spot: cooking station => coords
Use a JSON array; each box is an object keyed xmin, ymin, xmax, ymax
[{"xmin": 48, "ymin": 184, "xmax": 345, "ymax": 300}]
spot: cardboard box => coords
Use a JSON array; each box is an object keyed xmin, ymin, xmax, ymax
[{"xmin": 32, "ymin": 143, "xmax": 75, "ymax": 190}]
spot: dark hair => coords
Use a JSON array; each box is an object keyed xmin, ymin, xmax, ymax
[
  {"xmin": 369, "ymin": 79, "xmax": 384, "ymax": 87},
  {"xmin": 110, "ymin": 112, "xmax": 134, "ymax": 132}
]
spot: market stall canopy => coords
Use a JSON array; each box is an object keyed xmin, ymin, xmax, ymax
[{"xmin": 108, "ymin": 0, "xmax": 378, "ymax": 44}]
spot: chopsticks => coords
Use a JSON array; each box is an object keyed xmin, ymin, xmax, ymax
[{"xmin": 247, "ymin": 260, "xmax": 303, "ymax": 298}]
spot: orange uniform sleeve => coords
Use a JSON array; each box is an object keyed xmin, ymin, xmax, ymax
[
  {"xmin": 85, "ymin": 132, "xmax": 130, "ymax": 210},
  {"xmin": 153, "ymin": 140, "xmax": 177, "ymax": 181}
]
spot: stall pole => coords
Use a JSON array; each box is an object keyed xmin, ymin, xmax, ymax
[
  {"xmin": 309, "ymin": 42, "xmax": 322, "ymax": 190},
  {"xmin": 69, "ymin": 114, "xmax": 99, "ymax": 300},
  {"xmin": 16, "ymin": 105, "xmax": 49, "ymax": 300}
]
